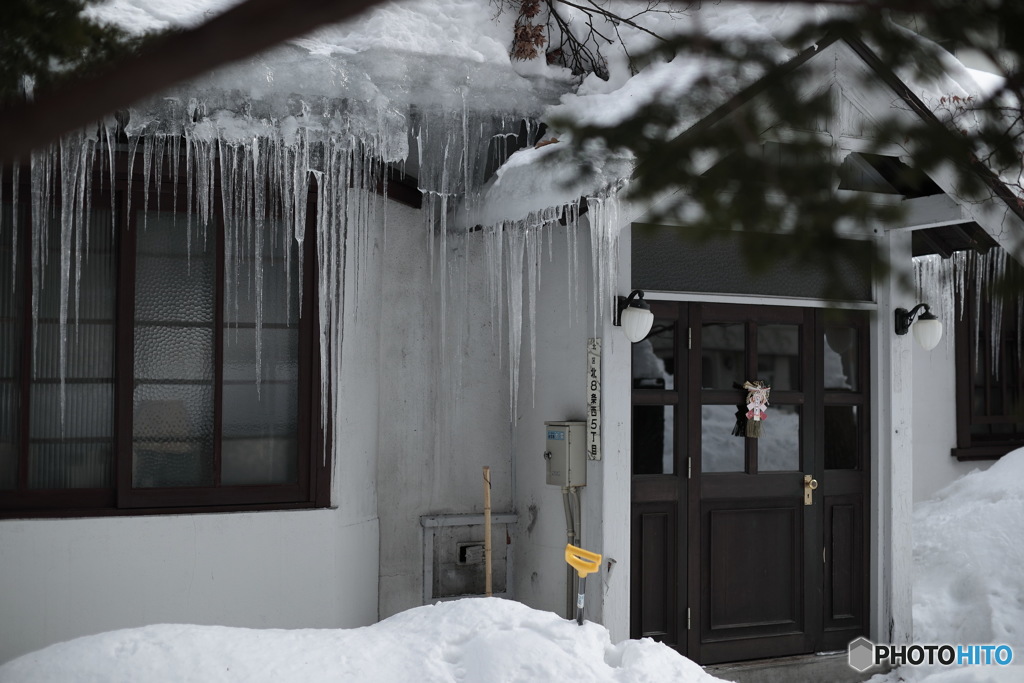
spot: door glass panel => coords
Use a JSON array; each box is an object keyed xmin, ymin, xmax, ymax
[
  {"xmin": 824, "ymin": 405, "xmax": 859, "ymax": 469},
  {"xmin": 824, "ymin": 326, "xmax": 859, "ymax": 390},
  {"xmin": 633, "ymin": 317, "xmax": 675, "ymax": 390},
  {"xmin": 757, "ymin": 324, "xmax": 800, "ymax": 391},
  {"xmin": 633, "ymin": 405, "xmax": 674, "ymax": 474},
  {"xmin": 758, "ymin": 404, "xmax": 800, "ymax": 471},
  {"xmin": 702, "ymin": 404, "xmax": 745, "ymax": 472},
  {"xmin": 702, "ymin": 324, "xmax": 744, "ymax": 390}
]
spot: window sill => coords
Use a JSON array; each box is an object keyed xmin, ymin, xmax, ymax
[{"xmin": 951, "ymin": 444, "xmax": 1024, "ymax": 461}]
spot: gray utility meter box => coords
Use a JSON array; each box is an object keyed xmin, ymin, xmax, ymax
[{"xmin": 544, "ymin": 421, "xmax": 587, "ymax": 487}]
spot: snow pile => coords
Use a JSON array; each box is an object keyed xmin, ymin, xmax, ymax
[
  {"xmin": 870, "ymin": 449, "xmax": 1024, "ymax": 683},
  {"xmin": 0, "ymin": 598, "xmax": 728, "ymax": 683},
  {"xmin": 912, "ymin": 449, "xmax": 1024, "ymax": 649}
]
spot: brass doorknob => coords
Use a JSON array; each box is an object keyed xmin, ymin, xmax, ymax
[{"xmin": 803, "ymin": 475, "xmax": 818, "ymax": 505}]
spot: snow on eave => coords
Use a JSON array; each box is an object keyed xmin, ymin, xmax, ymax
[
  {"xmin": 83, "ymin": 0, "xmax": 573, "ymax": 117},
  {"xmin": 472, "ymin": 3, "xmax": 833, "ymax": 228}
]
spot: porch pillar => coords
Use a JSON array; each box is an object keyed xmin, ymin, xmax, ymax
[
  {"xmin": 596, "ymin": 224, "xmax": 632, "ymax": 643},
  {"xmin": 873, "ymin": 229, "xmax": 915, "ymax": 646}
]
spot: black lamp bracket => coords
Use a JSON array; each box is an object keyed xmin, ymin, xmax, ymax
[{"xmin": 894, "ymin": 303, "xmax": 933, "ymax": 336}]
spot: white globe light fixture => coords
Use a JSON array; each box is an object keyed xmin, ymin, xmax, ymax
[
  {"xmin": 615, "ymin": 290, "xmax": 654, "ymax": 343},
  {"xmin": 895, "ymin": 303, "xmax": 943, "ymax": 351}
]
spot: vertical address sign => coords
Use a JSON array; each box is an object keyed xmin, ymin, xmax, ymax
[{"xmin": 586, "ymin": 338, "xmax": 601, "ymax": 460}]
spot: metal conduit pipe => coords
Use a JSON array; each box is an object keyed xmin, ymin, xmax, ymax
[
  {"xmin": 562, "ymin": 486, "xmax": 576, "ymax": 619},
  {"xmin": 562, "ymin": 485, "xmax": 584, "ymax": 619}
]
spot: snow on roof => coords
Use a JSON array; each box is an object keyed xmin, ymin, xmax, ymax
[
  {"xmin": 0, "ymin": 597, "xmax": 729, "ymax": 683},
  {"xmin": 473, "ymin": 2, "xmax": 830, "ymax": 224},
  {"xmin": 84, "ymin": 0, "xmax": 571, "ymax": 116}
]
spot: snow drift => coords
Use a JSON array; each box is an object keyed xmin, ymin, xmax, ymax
[{"xmin": 0, "ymin": 597, "xmax": 727, "ymax": 683}]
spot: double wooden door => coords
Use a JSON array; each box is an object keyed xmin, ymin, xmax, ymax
[{"xmin": 630, "ymin": 302, "xmax": 869, "ymax": 664}]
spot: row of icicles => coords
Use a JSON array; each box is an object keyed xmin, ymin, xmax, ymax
[{"xmin": 0, "ymin": 108, "xmax": 624, "ymax": 455}]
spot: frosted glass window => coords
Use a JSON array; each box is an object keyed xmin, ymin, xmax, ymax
[
  {"xmin": 133, "ymin": 212, "xmax": 215, "ymax": 488},
  {"xmin": 27, "ymin": 209, "xmax": 116, "ymax": 490},
  {"xmin": 5, "ymin": 164, "xmax": 319, "ymax": 513},
  {"xmin": 702, "ymin": 404, "xmax": 745, "ymax": 472},
  {"xmin": 221, "ymin": 219, "xmax": 300, "ymax": 486}
]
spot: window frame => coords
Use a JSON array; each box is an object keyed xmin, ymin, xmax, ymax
[
  {"xmin": 953, "ymin": 281, "xmax": 1024, "ymax": 461},
  {"xmin": 1, "ymin": 160, "xmax": 330, "ymax": 518}
]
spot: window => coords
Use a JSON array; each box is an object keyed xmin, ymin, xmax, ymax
[
  {"xmin": 953, "ymin": 275, "xmax": 1024, "ymax": 461},
  {"xmin": 1, "ymin": 174, "xmax": 326, "ymax": 517}
]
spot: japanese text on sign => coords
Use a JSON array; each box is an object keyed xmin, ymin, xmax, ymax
[{"xmin": 587, "ymin": 338, "xmax": 601, "ymax": 460}]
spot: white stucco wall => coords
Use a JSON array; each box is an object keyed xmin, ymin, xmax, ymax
[
  {"xmin": 510, "ymin": 225, "xmax": 595, "ymax": 622},
  {"xmin": 375, "ymin": 210, "xmax": 512, "ymax": 619},
  {"xmin": 911, "ymin": 329, "xmax": 993, "ymax": 502},
  {"xmin": 0, "ymin": 510, "xmax": 378, "ymax": 665},
  {"xmin": 0, "ymin": 192, "xmax": 388, "ymax": 666},
  {"xmin": 509, "ymin": 220, "xmax": 632, "ymax": 643}
]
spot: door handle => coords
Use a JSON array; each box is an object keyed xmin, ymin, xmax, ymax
[{"xmin": 803, "ymin": 475, "xmax": 818, "ymax": 505}]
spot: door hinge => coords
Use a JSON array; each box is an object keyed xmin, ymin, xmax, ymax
[
  {"xmin": 687, "ymin": 607, "xmax": 691, "ymax": 630},
  {"xmin": 687, "ymin": 327, "xmax": 692, "ymax": 350},
  {"xmin": 687, "ymin": 457, "xmax": 692, "ymax": 479}
]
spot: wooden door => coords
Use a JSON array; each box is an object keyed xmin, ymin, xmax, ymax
[{"xmin": 631, "ymin": 302, "xmax": 869, "ymax": 665}]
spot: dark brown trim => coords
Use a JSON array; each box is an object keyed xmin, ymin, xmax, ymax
[
  {"xmin": 212, "ymin": 190, "xmax": 226, "ymax": 488},
  {"xmin": 952, "ymin": 445, "xmax": 1021, "ymax": 461},
  {"xmin": 16, "ymin": 189, "xmax": 31, "ymax": 492},
  {"xmin": 115, "ymin": 188, "xmax": 135, "ymax": 502},
  {"xmin": 2, "ymin": 148, "xmax": 332, "ymax": 517}
]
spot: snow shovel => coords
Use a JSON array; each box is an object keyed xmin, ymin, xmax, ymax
[{"xmin": 565, "ymin": 544, "xmax": 602, "ymax": 625}]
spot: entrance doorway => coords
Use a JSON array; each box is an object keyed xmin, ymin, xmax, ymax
[{"xmin": 630, "ymin": 302, "xmax": 869, "ymax": 665}]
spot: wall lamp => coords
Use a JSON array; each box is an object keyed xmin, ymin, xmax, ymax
[
  {"xmin": 614, "ymin": 290, "xmax": 654, "ymax": 343},
  {"xmin": 895, "ymin": 303, "xmax": 943, "ymax": 351}
]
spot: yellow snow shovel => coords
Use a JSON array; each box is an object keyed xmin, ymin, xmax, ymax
[{"xmin": 565, "ymin": 544, "xmax": 602, "ymax": 625}]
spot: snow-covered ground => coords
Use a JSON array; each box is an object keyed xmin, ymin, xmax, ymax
[
  {"xmin": 3, "ymin": 450, "xmax": 1022, "ymax": 682},
  {"xmin": 0, "ymin": 598, "xmax": 727, "ymax": 683}
]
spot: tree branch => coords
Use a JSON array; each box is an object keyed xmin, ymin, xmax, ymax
[{"xmin": 0, "ymin": 0, "xmax": 390, "ymax": 162}]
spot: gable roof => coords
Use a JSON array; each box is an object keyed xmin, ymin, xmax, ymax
[{"xmin": 620, "ymin": 31, "xmax": 1024, "ymax": 262}]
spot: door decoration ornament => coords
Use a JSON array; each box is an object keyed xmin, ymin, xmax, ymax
[{"xmin": 742, "ymin": 380, "xmax": 770, "ymax": 438}]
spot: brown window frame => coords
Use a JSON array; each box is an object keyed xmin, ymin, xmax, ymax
[
  {"xmin": 953, "ymin": 281, "xmax": 1024, "ymax": 461},
  {"xmin": 1, "ymin": 161, "xmax": 329, "ymax": 518}
]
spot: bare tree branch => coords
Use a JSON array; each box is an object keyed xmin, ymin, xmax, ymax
[{"xmin": 0, "ymin": 0, "xmax": 390, "ymax": 162}]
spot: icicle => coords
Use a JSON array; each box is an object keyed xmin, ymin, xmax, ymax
[
  {"xmin": 30, "ymin": 146, "xmax": 53, "ymax": 379},
  {"xmin": 142, "ymin": 135, "xmax": 154, "ymax": 228},
  {"xmin": 57, "ymin": 132, "xmax": 86, "ymax": 429},
  {"xmin": 170, "ymin": 133, "xmax": 182, "ymax": 217},
  {"xmin": 989, "ymin": 249, "xmax": 1006, "ymax": 375},
  {"xmin": 525, "ymin": 224, "xmax": 539, "ymax": 406},
  {"xmin": 103, "ymin": 122, "xmax": 116, "ymax": 237},
  {"xmin": 505, "ymin": 225, "xmax": 526, "ymax": 423},
  {"xmin": 153, "ymin": 134, "xmax": 167, "ymax": 214},
  {"xmin": 253, "ymin": 135, "xmax": 266, "ymax": 393},
  {"xmin": 125, "ymin": 133, "xmax": 140, "ymax": 230}
]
